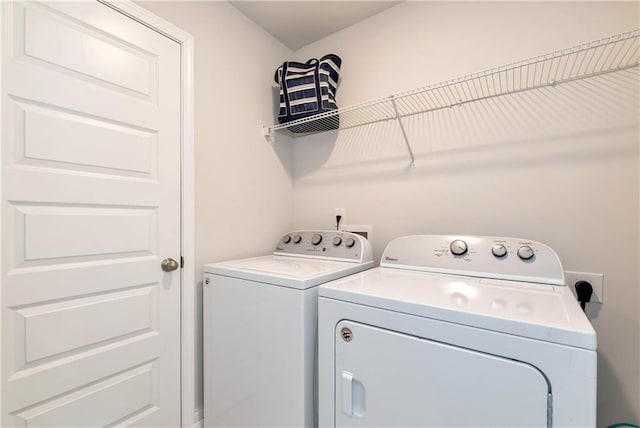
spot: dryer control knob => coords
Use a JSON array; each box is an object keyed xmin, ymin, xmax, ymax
[
  {"xmin": 492, "ymin": 244, "xmax": 507, "ymax": 258},
  {"xmin": 517, "ymin": 245, "xmax": 535, "ymax": 260},
  {"xmin": 293, "ymin": 235, "xmax": 302, "ymax": 244},
  {"xmin": 345, "ymin": 237, "xmax": 356, "ymax": 248},
  {"xmin": 311, "ymin": 234, "xmax": 323, "ymax": 246},
  {"xmin": 333, "ymin": 237, "xmax": 342, "ymax": 246},
  {"xmin": 450, "ymin": 239, "xmax": 468, "ymax": 256},
  {"xmin": 282, "ymin": 235, "xmax": 292, "ymax": 244}
]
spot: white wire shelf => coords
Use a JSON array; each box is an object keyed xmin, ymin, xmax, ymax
[{"xmin": 264, "ymin": 29, "xmax": 640, "ymax": 166}]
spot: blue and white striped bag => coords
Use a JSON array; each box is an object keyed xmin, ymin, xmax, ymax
[{"xmin": 274, "ymin": 54, "xmax": 342, "ymax": 133}]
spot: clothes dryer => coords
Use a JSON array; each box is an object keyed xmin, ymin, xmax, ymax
[
  {"xmin": 204, "ymin": 231, "xmax": 373, "ymax": 428},
  {"xmin": 318, "ymin": 235, "xmax": 596, "ymax": 427}
]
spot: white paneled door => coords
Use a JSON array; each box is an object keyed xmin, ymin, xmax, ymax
[{"xmin": 1, "ymin": 1, "xmax": 182, "ymax": 426}]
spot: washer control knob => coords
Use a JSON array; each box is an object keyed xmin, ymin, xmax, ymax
[
  {"xmin": 293, "ymin": 235, "xmax": 302, "ymax": 244},
  {"xmin": 345, "ymin": 237, "xmax": 356, "ymax": 248},
  {"xmin": 333, "ymin": 236, "xmax": 342, "ymax": 246},
  {"xmin": 492, "ymin": 244, "xmax": 507, "ymax": 258},
  {"xmin": 282, "ymin": 235, "xmax": 292, "ymax": 244},
  {"xmin": 517, "ymin": 245, "xmax": 535, "ymax": 260},
  {"xmin": 311, "ymin": 234, "xmax": 323, "ymax": 246},
  {"xmin": 450, "ymin": 239, "xmax": 468, "ymax": 256}
]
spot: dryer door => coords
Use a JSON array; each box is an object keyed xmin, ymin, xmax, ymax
[{"xmin": 335, "ymin": 321, "xmax": 550, "ymax": 427}]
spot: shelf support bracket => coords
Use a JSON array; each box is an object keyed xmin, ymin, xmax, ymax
[
  {"xmin": 263, "ymin": 126, "xmax": 274, "ymax": 142},
  {"xmin": 390, "ymin": 96, "xmax": 416, "ymax": 168}
]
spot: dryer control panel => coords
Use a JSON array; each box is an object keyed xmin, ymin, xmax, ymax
[
  {"xmin": 380, "ymin": 235, "xmax": 564, "ymax": 285},
  {"xmin": 274, "ymin": 230, "xmax": 373, "ymax": 263}
]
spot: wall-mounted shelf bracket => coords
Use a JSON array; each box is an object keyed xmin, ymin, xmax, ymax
[
  {"xmin": 263, "ymin": 126, "xmax": 273, "ymax": 143},
  {"xmin": 390, "ymin": 95, "xmax": 416, "ymax": 168}
]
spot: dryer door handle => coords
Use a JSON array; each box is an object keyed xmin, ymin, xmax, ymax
[
  {"xmin": 342, "ymin": 371, "xmax": 366, "ymax": 417},
  {"xmin": 342, "ymin": 371, "xmax": 354, "ymax": 416}
]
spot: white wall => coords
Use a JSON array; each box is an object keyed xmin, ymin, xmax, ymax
[
  {"xmin": 137, "ymin": 1, "xmax": 294, "ymax": 421},
  {"xmin": 292, "ymin": 2, "xmax": 639, "ymax": 426}
]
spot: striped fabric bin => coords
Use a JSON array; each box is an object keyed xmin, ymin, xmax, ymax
[{"xmin": 274, "ymin": 54, "xmax": 342, "ymax": 133}]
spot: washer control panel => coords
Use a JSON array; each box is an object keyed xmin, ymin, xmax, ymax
[
  {"xmin": 381, "ymin": 235, "xmax": 565, "ymax": 285},
  {"xmin": 274, "ymin": 230, "xmax": 372, "ymax": 263}
]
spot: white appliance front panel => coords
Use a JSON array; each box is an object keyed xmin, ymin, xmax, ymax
[
  {"xmin": 204, "ymin": 274, "xmax": 317, "ymax": 427},
  {"xmin": 334, "ymin": 320, "xmax": 550, "ymax": 427},
  {"xmin": 317, "ymin": 298, "xmax": 597, "ymax": 428}
]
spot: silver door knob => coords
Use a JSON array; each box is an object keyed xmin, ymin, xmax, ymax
[{"xmin": 161, "ymin": 258, "xmax": 179, "ymax": 272}]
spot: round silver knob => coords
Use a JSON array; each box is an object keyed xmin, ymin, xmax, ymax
[
  {"xmin": 161, "ymin": 258, "xmax": 179, "ymax": 272},
  {"xmin": 311, "ymin": 234, "xmax": 323, "ymax": 245},
  {"xmin": 492, "ymin": 244, "xmax": 507, "ymax": 258},
  {"xmin": 450, "ymin": 240, "xmax": 468, "ymax": 256},
  {"xmin": 282, "ymin": 235, "xmax": 292, "ymax": 244},
  {"xmin": 517, "ymin": 245, "xmax": 535, "ymax": 260},
  {"xmin": 293, "ymin": 235, "xmax": 302, "ymax": 244},
  {"xmin": 333, "ymin": 236, "xmax": 342, "ymax": 246},
  {"xmin": 345, "ymin": 237, "xmax": 356, "ymax": 248}
]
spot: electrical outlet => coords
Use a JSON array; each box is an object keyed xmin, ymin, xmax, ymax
[
  {"xmin": 565, "ymin": 271, "xmax": 604, "ymax": 304},
  {"xmin": 335, "ymin": 208, "xmax": 346, "ymax": 226}
]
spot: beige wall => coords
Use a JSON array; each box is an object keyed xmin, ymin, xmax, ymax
[
  {"xmin": 138, "ymin": 1, "xmax": 294, "ymax": 420},
  {"xmin": 140, "ymin": 1, "xmax": 639, "ymax": 425},
  {"xmin": 292, "ymin": 2, "xmax": 640, "ymax": 426}
]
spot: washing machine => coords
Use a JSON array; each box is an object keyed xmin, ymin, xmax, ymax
[
  {"xmin": 203, "ymin": 230, "xmax": 373, "ymax": 428},
  {"xmin": 318, "ymin": 235, "xmax": 597, "ymax": 427}
]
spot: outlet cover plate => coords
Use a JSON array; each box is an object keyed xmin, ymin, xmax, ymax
[
  {"xmin": 565, "ymin": 271, "xmax": 604, "ymax": 304},
  {"xmin": 341, "ymin": 224, "xmax": 372, "ymax": 243}
]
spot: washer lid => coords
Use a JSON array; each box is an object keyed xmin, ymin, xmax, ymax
[
  {"xmin": 320, "ymin": 268, "xmax": 597, "ymax": 350},
  {"xmin": 204, "ymin": 255, "xmax": 374, "ymax": 289}
]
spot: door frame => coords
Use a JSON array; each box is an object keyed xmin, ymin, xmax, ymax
[{"xmin": 0, "ymin": 1, "xmax": 196, "ymax": 426}]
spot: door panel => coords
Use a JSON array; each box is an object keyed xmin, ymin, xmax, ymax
[
  {"xmin": 12, "ymin": 362, "xmax": 158, "ymax": 427},
  {"xmin": 16, "ymin": 285, "xmax": 155, "ymax": 363},
  {"xmin": 16, "ymin": 204, "xmax": 157, "ymax": 262},
  {"xmin": 2, "ymin": 1, "xmax": 181, "ymax": 426},
  {"xmin": 15, "ymin": 98, "xmax": 157, "ymax": 177},
  {"xmin": 18, "ymin": 2, "xmax": 157, "ymax": 99},
  {"xmin": 335, "ymin": 320, "xmax": 549, "ymax": 427}
]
